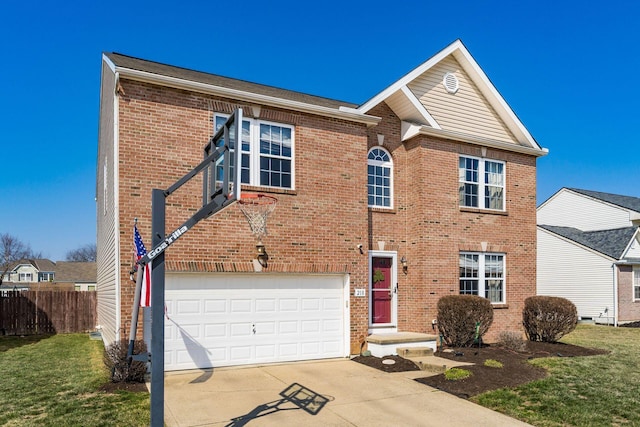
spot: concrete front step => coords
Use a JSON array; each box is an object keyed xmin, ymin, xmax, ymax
[
  {"xmin": 366, "ymin": 332, "xmax": 438, "ymax": 358},
  {"xmin": 396, "ymin": 346, "xmax": 434, "ymax": 358}
]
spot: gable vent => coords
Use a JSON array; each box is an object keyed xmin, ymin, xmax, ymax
[{"xmin": 443, "ymin": 72, "xmax": 459, "ymax": 94}]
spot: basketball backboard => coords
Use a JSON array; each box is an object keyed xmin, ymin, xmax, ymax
[{"xmin": 203, "ymin": 108, "xmax": 242, "ymax": 205}]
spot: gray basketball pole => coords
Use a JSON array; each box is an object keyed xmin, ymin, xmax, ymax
[
  {"xmin": 150, "ymin": 188, "xmax": 166, "ymax": 427},
  {"xmin": 126, "ymin": 109, "xmax": 242, "ymax": 427}
]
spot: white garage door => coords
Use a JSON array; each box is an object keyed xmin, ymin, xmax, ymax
[{"xmin": 160, "ymin": 273, "xmax": 349, "ymax": 371}]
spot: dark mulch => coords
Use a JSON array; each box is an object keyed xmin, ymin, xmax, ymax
[
  {"xmin": 99, "ymin": 381, "xmax": 149, "ymax": 393},
  {"xmin": 354, "ymin": 341, "xmax": 608, "ymax": 399},
  {"xmin": 352, "ymin": 354, "xmax": 421, "ymax": 373},
  {"xmin": 620, "ymin": 320, "xmax": 640, "ymax": 328},
  {"xmin": 417, "ymin": 341, "xmax": 608, "ymax": 398}
]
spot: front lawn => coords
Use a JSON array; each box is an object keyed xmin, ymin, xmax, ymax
[
  {"xmin": 475, "ymin": 324, "xmax": 640, "ymax": 426},
  {"xmin": 0, "ymin": 334, "xmax": 149, "ymax": 426}
]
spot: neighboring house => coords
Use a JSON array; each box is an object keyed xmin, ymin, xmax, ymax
[
  {"xmin": 537, "ymin": 188, "xmax": 640, "ymax": 325},
  {"xmin": 2, "ymin": 259, "xmax": 56, "ymax": 284},
  {"xmin": 54, "ymin": 262, "xmax": 98, "ymax": 291},
  {"xmin": 97, "ymin": 39, "xmax": 548, "ymax": 371},
  {"xmin": 1, "ymin": 259, "xmax": 96, "ymax": 292}
]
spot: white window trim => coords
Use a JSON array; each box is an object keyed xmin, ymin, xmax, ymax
[
  {"xmin": 459, "ymin": 251, "xmax": 506, "ymax": 304},
  {"xmin": 215, "ymin": 113, "xmax": 295, "ymax": 190},
  {"xmin": 367, "ymin": 147, "xmax": 394, "ymax": 209},
  {"xmin": 459, "ymin": 155, "xmax": 506, "ymax": 211},
  {"xmin": 633, "ymin": 267, "xmax": 640, "ymax": 302}
]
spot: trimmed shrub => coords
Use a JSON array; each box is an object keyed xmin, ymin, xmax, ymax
[
  {"xmin": 497, "ymin": 330, "xmax": 527, "ymax": 352},
  {"xmin": 522, "ymin": 296, "xmax": 578, "ymax": 342},
  {"xmin": 103, "ymin": 339, "xmax": 148, "ymax": 383},
  {"xmin": 437, "ymin": 295, "xmax": 493, "ymax": 347}
]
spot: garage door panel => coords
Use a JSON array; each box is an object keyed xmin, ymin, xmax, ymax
[{"xmin": 161, "ymin": 274, "xmax": 347, "ymax": 370}]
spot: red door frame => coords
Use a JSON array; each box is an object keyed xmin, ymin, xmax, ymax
[{"xmin": 369, "ymin": 252, "xmax": 397, "ymax": 328}]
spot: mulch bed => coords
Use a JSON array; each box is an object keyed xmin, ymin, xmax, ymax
[
  {"xmin": 354, "ymin": 341, "xmax": 608, "ymax": 398},
  {"xmin": 99, "ymin": 381, "xmax": 149, "ymax": 393}
]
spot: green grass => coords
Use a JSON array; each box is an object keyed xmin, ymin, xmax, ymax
[
  {"xmin": 445, "ymin": 367, "xmax": 473, "ymax": 380},
  {"xmin": 474, "ymin": 324, "xmax": 640, "ymax": 426},
  {"xmin": 0, "ymin": 334, "xmax": 150, "ymax": 426}
]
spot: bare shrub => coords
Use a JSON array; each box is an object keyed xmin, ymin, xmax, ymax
[
  {"xmin": 437, "ymin": 295, "xmax": 493, "ymax": 347},
  {"xmin": 523, "ymin": 296, "xmax": 578, "ymax": 343},
  {"xmin": 103, "ymin": 340, "xmax": 148, "ymax": 383},
  {"xmin": 498, "ymin": 330, "xmax": 527, "ymax": 352}
]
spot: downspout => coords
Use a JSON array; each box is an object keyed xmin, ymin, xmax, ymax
[{"xmin": 612, "ymin": 262, "xmax": 620, "ymax": 327}]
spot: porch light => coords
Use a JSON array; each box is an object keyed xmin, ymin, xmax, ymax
[
  {"xmin": 256, "ymin": 243, "xmax": 269, "ymax": 268},
  {"xmin": 400, "ymin": 256, "xmax": 408, "ymax": 274}
]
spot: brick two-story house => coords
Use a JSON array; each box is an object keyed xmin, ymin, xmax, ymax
[{"xmin": 97, "ymin": 40, "xmax": 547, "ymax": 371}]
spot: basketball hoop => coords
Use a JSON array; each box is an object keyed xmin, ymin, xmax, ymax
[{"xmin": 237, "ymin": 193, "xmax": 278, "ymax": 241}]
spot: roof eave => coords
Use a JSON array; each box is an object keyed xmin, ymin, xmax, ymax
[
  {"xmin": 405, "ymin": 123, "xmax": 548, "ymax": 157},
  {"xmin": 538, "ymin": 226, "xmax": 618, "ymax": 262},
  {"xmin": 114, "ymin": 66, "xmax": 381, "ymax": 127}
]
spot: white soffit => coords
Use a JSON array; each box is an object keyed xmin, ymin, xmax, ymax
[{"xmin": 358, "ymin": 40, "xmax": 545, "ymax": 153}]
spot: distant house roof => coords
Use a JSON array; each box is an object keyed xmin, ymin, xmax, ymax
[
  {"xmin": 539, "ymin": 225, "xmax": 637, "ymax": 259},
  {"xmin": 10, "ymin": 259, "xmax": 56, "ymax": 272},
  {"xmin": 567, "ymin": 188, "xmax": 640, "ymax": 214},
  {"xmin": 54, "ymin": 262, "xmax": 96, "ymax": 283}
]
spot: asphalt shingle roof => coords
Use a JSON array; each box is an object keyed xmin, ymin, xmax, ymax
[
  {"xmin": 568, "ymin": 188, "xmax": 640, "ymax": 213},
  {"xmin": 105, "ymin": 53, "xmax": 357, "ymax": 110},
  {"xmin": 539, "ymin": 225, "xmax": 637, "ymax": 259},
  {"xmin": 54, "ymin": 262, "xmax": 97, "ymax": 283}
]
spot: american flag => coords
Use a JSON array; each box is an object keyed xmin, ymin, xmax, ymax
[{"xmin": 134, "ymin": 225, "xmax": 151, "ymax": 307}]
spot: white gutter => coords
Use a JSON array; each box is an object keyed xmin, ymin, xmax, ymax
[
  {"xmin": 405, "ymin": 122, "xmax": 549, "ymax": 157},
  {"xmin": 115, "ymin": 67, "xmax": 381, "ymax": 127},
  {"xmin": 612, "ymin": 262, "xmax": 620, "ymax": 327}
]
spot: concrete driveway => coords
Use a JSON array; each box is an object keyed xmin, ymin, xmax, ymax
[{"xmin": 164, "ymin": 359, "xmax": 532, "ymax": 427}]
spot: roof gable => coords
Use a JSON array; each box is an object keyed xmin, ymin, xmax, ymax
[{"xmin": 357, "ymin": 40, "xmax": 544, "ymax": 154}]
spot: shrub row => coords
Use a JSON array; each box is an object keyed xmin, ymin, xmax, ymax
[{"xmin": 437, "ymin": 295, "xmax": 578, "ymax": 347}]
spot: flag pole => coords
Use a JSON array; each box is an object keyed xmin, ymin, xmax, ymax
[{"xmin": 127, "ymin": 219, "xmax": 144, "ymax": 362}]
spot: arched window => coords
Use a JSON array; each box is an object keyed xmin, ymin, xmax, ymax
[{"xmin": 367, "ymin": 147, "xmax": 393, "ymax": 208}]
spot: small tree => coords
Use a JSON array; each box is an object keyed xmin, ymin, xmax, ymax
[
  {"xmin": 523, "ymin": 296, "xmax": 578, "ymax": 342},
  {"xmin": 437, "ymin": 295, "xmax": 493, "ymax": 347},
  {"xmin": 0, "ymin": 233, "xmax": 41, "ymax": 286},
  {"xmin": 66, "ymin": 243, "xmax": 97, "ymax": 262}
]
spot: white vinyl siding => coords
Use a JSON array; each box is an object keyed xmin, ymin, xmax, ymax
[
  {"xmin": 537, "ymin": 228, "xmax": 615, "ymax": 320},
  {"xmin": 96, "ymin": 59, "xmax": 119, "ymax": 345},
  {"xmin": 407, "ymin": 56, "xmax": 516, "ymax": 144},
  {"xmin": 538, "ymin": 190, "xmax": 632, "ymax": 231}
]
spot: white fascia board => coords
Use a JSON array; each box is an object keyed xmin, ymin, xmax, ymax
[
  {"xmin": 400, "ymin": 86, "xmax": 441, "ymax": 129},
  {"xmin": 621, "ymin": 228, "xmax": 640, "ymax": 259},
  {"xmin": 401, "ymin": 121, "xmax": 421, "ymax": 141},
  {"xmin": 358, "ymin": 40, "xmax": 465, "ymax": 114},
  {"xmin": 102, "ymin": 54, "xmax": 116, "ymax": 73},
  {"xmin": 538, "ymin": 226, "xmax": 617, "ymax": 262},
  {"xmin": 413, "ymin": 124, "xmax": 548, "ymax": 157},
  {"xmin": 115, "ymin": 67, "xmax": 381, "ymax": 127}
]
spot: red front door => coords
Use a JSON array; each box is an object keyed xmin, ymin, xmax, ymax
[{"xmin": 371, "ymin": 257, "xmax": 392, "ymax": 324}]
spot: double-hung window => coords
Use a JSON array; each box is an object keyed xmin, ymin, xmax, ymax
[
  {"xmin": 19, "ymin": 272, "xmax": 33, "ymax": 282},
  {"xmin": 459, "ymin": 252, "xmax": 505, "ymax": 304},
  {"xmin": 367, "ymin": 147, "xmax": 393, "ymax": 208},
  {"xmin": 459, "ymin": 156, "xmax": 505, "ymax": 210},
  {"xmin": 214, "ymin": 115, "xmax": 294, "ymax": 189},
  {"xmin": 634, "ymin": 268, "xmax": 640, "ymax": 301}
]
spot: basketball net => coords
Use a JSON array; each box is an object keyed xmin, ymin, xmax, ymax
[{"xmin": 237, "ymin": 194, "xmax": 277, "ymax": 241}]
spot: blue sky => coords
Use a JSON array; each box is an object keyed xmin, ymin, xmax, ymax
[{"xmin": 1, "ymin": 0, "xmax": 638, "ymax": 260}]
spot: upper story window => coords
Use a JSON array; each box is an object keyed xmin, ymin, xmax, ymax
[
  {"xmin": 634, "ymin": 268, "xmax": 640, "ymax": 301},
  {"xmin": 459, "ymin": 252, "xmax": 505, "ymax": 304},
  {"xmin": 215, "ymin": 115, "xmax": 294, "ymax": 189},
  {"xmin": 459, "ymin": 156, "xmax": 505, "ymax": 210},
  {"xmin": 368, "ymin": 147, "xmax": 393, "ymax": 208},
  {"xmin": 19, "ymin": 272, "xmax": 33, "ymax": 282}
]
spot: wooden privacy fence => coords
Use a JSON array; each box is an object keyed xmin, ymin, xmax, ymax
[{"xmin": 0, "ymin": 290, "xmax": 97, "ymax": 335}]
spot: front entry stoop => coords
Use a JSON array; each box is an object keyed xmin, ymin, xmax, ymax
[{"xmin": 366, "ymin": 332, "xmax": 438, "ymax": 358}]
